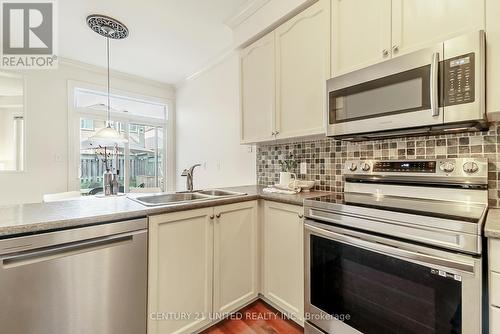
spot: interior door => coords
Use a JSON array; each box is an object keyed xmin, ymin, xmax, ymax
[{"xmin": 331, "ymin": 0, "xmax": 392, "ymax": 76}]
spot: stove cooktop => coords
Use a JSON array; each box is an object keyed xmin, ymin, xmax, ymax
[{"xmin": 305, "ymin": 192, "xmax": 487, "ymax": 224}]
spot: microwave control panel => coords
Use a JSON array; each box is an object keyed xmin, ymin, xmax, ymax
[{"xmin": 443, "ymin": 52, "xmax": 475, "ymax": 106}]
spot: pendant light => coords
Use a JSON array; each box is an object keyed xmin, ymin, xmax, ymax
[{"xmin": 86, "ymin": 15, "xmax": 129, "ymax": 144}]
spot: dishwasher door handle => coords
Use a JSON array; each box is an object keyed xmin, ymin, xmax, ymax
[{"xmin": 1, "ymin": 229, "xmax": 146, "ymax": 269}]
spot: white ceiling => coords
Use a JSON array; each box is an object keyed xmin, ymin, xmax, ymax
[{"xmin": 59, "ymin": 0, "xmax": 247, "ymax": 84}]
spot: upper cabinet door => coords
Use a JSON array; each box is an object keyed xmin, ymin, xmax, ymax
[
  {"xmin": 275, "ymin": 0, "xmax": 330, "ymax": 139},
  {"xmin": 391, "ymin": 0, "xmax": 485, "ymax": 57},
  {"xmin": 240, "ymin": 32, "xmax": 275, "ymax": 143},
  {"xmin": 331, "ymin": 0, "xmax": 392, "ymax": 76}
]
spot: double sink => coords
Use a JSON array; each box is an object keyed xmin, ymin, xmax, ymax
[{"xmin": 130, "ymin": 189, "xmax": 247, "ymax": 207}]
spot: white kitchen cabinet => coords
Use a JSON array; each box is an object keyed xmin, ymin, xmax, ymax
[
  {"xmin": 148, "ymin": 208, "xmax": 214, "ymax": 334},
  {"xmin": 331, "ymin": 0, "xmax": 485, "ymax": 76},
  {"xmin": 492, "ymin": 306, "xmax": 500, "ymax": 334},
  {"xmin": 489, "ymin": 238, "xmax": 500, "ymax": 333},
  {"xmin": 391, "ymin": 0, "xmax": 485, "ymax": 57},
  {"xmin": 486, "ymin": 0, "xmax": 500, "ymax": 117},
  {"xmin": 148, "ymin": 201, "xmax": 258, "ymax": 334},
  {"xmin": 240, "ymin": 0, "xmax": 330, "ymax": 143},
  {"xmin": 275, "ymin": 0, "xmax": 330, "ymax": 139},
  {"xmin": 331, "ymin": 0, "xmax": 392, "ymax": 76},
  {"xmin": 263, "ymin": 201, "xmax": 304, "ymax": 324},
  {"xmin": 213, "ymin": 201, "xmax": 258, "ymax": 313},
  {"xmin": 240, "ymin": 33, "xmax": 276, "ymax": 143}
]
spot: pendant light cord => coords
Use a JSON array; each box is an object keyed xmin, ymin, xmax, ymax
[{"xmin": 106, "ymin": 36, "xmax": 111, "ymax": 126}]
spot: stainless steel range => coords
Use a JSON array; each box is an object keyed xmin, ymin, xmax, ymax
[{"xmin": 304, "ymin": 158, "xmax": 488, "ymax": 334}]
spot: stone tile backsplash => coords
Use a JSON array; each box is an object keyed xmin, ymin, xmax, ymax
[{"xmin": 256, "ymin": 123, "xmax": 500, "ymax": 207}]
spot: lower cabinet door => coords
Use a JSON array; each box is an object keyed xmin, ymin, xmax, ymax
[
  {"xmin": 263, "ymin": 201, "xmax": 304, "ymax": 323},
  {"xmin": 148, "ymin": 208, "xmax": 214, "ymax": 334},
  {"xmin": 492, "ymin": 306, "xmax": 500, "ymax": 334},
  {"xmin": 213, "ymin": 201, "xmax": 259, "ymax": 314}
]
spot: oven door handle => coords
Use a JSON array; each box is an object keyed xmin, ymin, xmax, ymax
[
  {"xmin": 430, "ymin": 52, "xmax": 440, "ymax": 117},
  {"xmin": 305, "ymin": 223, "xmax": 475, "ymax": 274}
]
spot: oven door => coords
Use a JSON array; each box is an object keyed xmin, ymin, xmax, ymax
[
  {"xmin": 326, "ymin": 43, "xmax": 443, "ymax": 137},
  {"xmin": 304, "ymin": 220, "xmax": 482, "ymax": 334}
]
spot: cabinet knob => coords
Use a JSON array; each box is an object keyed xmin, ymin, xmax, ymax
[
  {"xmin": 382, "ymin": 49, "xmax": 389, "ymax": 57},
  {"xmin": 298, "ymin": 213, "xmax": 304, "ymax": 219},
  {"xmin": 392, "ymin": 45, "xmax": 399, "ymax": 54},
  {"xmin": 271, "ymin": 131, "xmax": 276, "ymax": 136},
  {"xmin": 216, "ymin": 213, "xmax": 221, "ymax": 219},
  {"xmin": 210, "ymin": 215, "xmax": 215, "ymax": 220},
  {"xmin": 275, "ymin": 130, "xmax": 280, "ymax": 136}
]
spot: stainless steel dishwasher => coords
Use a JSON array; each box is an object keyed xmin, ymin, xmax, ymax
[{"xmin": 0, "ymin": 218, "xmax": 148, "ymax": 334}]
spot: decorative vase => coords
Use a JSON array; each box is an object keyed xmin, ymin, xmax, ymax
[{"xmin": 279, "ymin": 172, "xmax": 296, "ymax": 186}]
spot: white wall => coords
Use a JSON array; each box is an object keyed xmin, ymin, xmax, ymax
[
  {"xmin": 0, "ymin": 60, "xmax": 174, "ymax": 205},
  {"xmin": 175, "ymin": 53, "xmax": 256, "ymax": 191}
]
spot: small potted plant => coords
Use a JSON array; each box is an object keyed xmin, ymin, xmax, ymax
[{"xmin": 279, "ymin": 153, "xmax": 298, "ymax": 186}]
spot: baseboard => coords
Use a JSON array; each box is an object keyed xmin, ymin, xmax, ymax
[
  {"xmin": 194, "ymin": 296, "xmax": 260, "ymax": 333},
  {"xmin": 258, "ymin": 294, "xmax": 305, "ymax": 327},
  {"xmin": 194, "ymin": 296, "xmax": 304, "ymax": 333}
]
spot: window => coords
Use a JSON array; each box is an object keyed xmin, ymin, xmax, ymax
[
  {"xmin": 71, "ymin": 86, "xmax": 170, "ymax": 195},
  {"xmin": 128, "ymin": 124, "xmax": 164, "ymax": 189},
  {"xmin": 0, "ymin": 73, "xmax": 24, "ymax": 172},
  {"xmin": 80, "ymin": 119, "xmax": 94, "ymax": 130}
]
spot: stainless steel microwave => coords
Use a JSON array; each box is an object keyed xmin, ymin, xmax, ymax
[{"xmin": 326, "ymin": 31, "xmax": 486, "ymax": 140}]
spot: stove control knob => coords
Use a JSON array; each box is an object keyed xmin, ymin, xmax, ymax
[
  {"xmin": 347, "ymin": 163, "xmax": 357, "ymax": 172},
  {"xmin": 440, "ymin": 161, "xmax": 455, "ymax": 173},
  {"xmin": 463, "ymin": 161, "xmax": 479, "ymax": 174},
  {"xmin": 360, "ymin": 163, "xmax": 371, "ymax": 172}
]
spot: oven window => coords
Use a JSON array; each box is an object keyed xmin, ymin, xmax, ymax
[
  {"xmin": 329, "ymin": 65, "xmax": 431, "ymax": 124},
  {"xmin": 310, "ymin": 235, "xmax": 462, "ymax": 334}
]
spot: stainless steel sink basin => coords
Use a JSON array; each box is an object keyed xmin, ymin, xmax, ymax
[
  {"xmin": 129, "ymin": 189, "xmax": 247, "ymax": 207},
  {"xmin": 131, "ymin": 193, "xmax": 211, "ymax": 206},
  {"xmin": 195, "ymin": 189, "xmax": 246, "ymax": 197}
]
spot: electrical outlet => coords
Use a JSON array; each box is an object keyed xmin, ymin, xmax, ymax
[{"xmin": 300, "ymin": 162, "xmax": 307, "ymax": 174}]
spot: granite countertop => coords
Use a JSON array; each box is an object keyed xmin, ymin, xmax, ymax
[
  {"xmin": 0, "ymin": 185, "xmax": 331, "ymax": 238},
  {"xmin": 485, "ymin": 209, "xmax": 500, "ymax": 238}
]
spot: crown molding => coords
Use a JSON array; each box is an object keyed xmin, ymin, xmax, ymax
[
  {"xmin": 58, "ymin": 57, "xmax": 175, "ymax": 92},
  {"xmin": 176, "ymin": 48, "xmax": 237, "ymax": 88},
  {"xmin": 224, "ymin": 0, "xmax": 271, "ymax": 30}
]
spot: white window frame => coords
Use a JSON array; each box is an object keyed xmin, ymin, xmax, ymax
[{"xmin": 67, "ymin": 80, "xmax": 176, "ymax": 192}]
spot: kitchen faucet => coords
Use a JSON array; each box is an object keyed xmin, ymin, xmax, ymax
[{"xmin": 181, "ymin": 164, "xmax": 201, "ymax": 192}]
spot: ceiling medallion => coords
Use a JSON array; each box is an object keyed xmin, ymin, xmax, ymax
[{"xmin": 86, "ymin": 14, "xmax": 129, "ymax": 39}]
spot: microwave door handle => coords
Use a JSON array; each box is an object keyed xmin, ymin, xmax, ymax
[{"xmin": 430, "ymin": 52, "xmax": 439, "ymax": 116}]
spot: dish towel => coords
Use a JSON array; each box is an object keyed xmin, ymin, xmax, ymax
[{"xmin": 262, "ymin": 187, "xmax": 300, "ymax": 195}]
